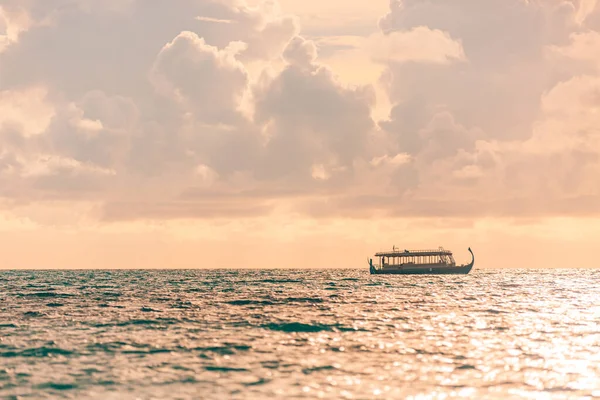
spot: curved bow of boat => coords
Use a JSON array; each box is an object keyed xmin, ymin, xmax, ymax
[
  {"xmin": 368, "ymin": 258, "xmax": 376, "ymax": 274},
  {"xmin": 468, "ymin": 247, "xmax": 474, "ymax": 266},
  {"xmin": 461, "ymin": 247, "xmax": 475, "ymax": 272}
]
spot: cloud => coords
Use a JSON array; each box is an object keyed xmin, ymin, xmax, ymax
[
  {"xmin": 150, "ymin": 31, "xmax": 249, "ymax": 124},
  {"xmin": 0, "ymin": 5, "xmax": 30, "ymax": 53},
  {"xmin": 575, "ymin": 0, "xmax": 600, "ymax": 24},
  {"xmin": 20, "ymin": 154, "xmax": 116, "ymax": 179},
  {"xmin": 253, "ymin": 36, "xmax": 376, "ymax": 184},
  {"xmin": 313, "ymin": 27, "xmax": 466, "ymax": 67},
  {"xmin": 195, "ymin": 16, "xmax": 234, "ymax": 24},
  {"xmin": 0, "ymin": 0, "xmax": 296, "ymax": 96},
  {"xmin": 0, "ymin": 86, "xmax": 54, "ymax": 137},
  {"xmin": 0, "ymin": 0, "xmax": 599, "ymax": 229},
  {"xmin": 282, "ymin": 35, "xmax": 318, "ymax": 67},
  {"xmin": 376, "ymin": 0, "xmax": 585, "ymax": 142},
  {"xmin": 549, "ymin": 30, "xmax": 600, "ymax": 68},
  {"xmin": 356, "ymin": 0, "xmax": 600, "ymax": 218},
  {"xmin": 530, "ymin": 74, "xmax": 600, "ymax": 152},
  {"xmin": 369, "ymin": 27, "xmax": 466, "ymax": 64}
]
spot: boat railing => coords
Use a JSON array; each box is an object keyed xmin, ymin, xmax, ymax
[{"xmin": 375, "ymin": 247, "xmax": 453, "ymax": 256}]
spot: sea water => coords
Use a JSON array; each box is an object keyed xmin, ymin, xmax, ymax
[{"xmin": 1, "ymin": 269, "xmax": 599, "ymax": 399}]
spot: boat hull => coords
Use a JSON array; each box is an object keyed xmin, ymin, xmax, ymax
[{"xmin": 370, "ymin": 263, "xmax": 473, "ymax": 275}]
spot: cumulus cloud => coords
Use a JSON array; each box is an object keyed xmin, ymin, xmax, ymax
[
  {"xmin": 313, "ymin": 26, "xmax": 466, "ymax": 67},
  {"xmin": 0, "ymin": 5, "xmax": 30, "ymax": 54},
  {"xmin": 549, "ymin": 30, "xmax": 600, "ymax": 68},
  {"xmin": 0, "ymin": 0, "xmax": 296, "ymax": 95},
  {"xmin": 150, "ymin": 31, "xmax": 249, "ymax": 124},
  {"xmin": 0, "ymin": 0, "xmax": 599, "ymax": 227},
  {"xmin": 575, "ymin": 0, "xmax": 600, "ymax": 24},
  {"xmin": 363, "ymin": 0, "xmax": 600, "ymax": 218},
  {"xmin": 282, "ymin": 35, "xmax": 318, "ymax": 67},
  {"xmin": 0, "ymin": 87, "xmax": 54, "ymax": 137},
  {"xmin": 376, "ymin": 0, "xmax": 593, "ymax": 141},
  {"xmin": 253, "ymin": 35, "xmax": 376, "ymax": 185},
  {"xmin": 370, "ymin": 27, "xmax": 466, "ymax": 64}
]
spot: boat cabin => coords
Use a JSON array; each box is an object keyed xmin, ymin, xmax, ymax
[{"xmin": 375, "ymin": 247, "xmax": 456, "ymax": 269}]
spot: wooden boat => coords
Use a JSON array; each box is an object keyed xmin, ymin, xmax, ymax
[{"xmin": 369, "ymin": 247, "xmax": 474, "ymax": 275}]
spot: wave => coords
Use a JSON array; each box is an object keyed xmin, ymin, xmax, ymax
[
  {"xmin": 101, "ymin": 292, "xmax": 122, "ymax": 297},
  {"xmin": 257, "ymin": 279, "xmax": 303, "ymax": 284},
  {"xmin": 19, "ymin": 292, "xmax": 74, "ymax": 298},
  {"xmin": 121, "ymin": 348, "xmax": 171, "ymax": 355},
  {"xmin": 285, "ymin": 297, "xmax": 324, "ymax": 303},
  {"xmin": 205, "ymin": 366, "xmax": 249, "ymax": 372},
  {"xmin": 261, "ymin": 322, "xmax": 355, "ymax": 333},
  {"xmin": 86, "ymin": 342, "xmax": 173, "ymax": 355},
  {"xmin": 36, "ymin": 382, "xmax": 78, "ymax": 390},
  {"xmin": 226, "ymin": 300, "xmax": 276, "ymax": 306},
  {"xmin": 1, "ymin": 347, "xmax": 73, "ymax": 358},
  {"xmin": 195, "ymin": 344, "xmax": 251, "ymax": 355},
  {"xmin": 455, "ymin": 364, "xmax": 477, "ymax": 370},
  {"xmin": 23, "ymin": 311, "xmax": 45, "ymax": 317},
  {"xmin": 227, "ymin": 297, "xmax": 323, "ymax": 306},
  {"xmin": 92, "ymin": 318, "xmax": 180, "ymax": 328},
  {"xmin": 243, "ymin": 378, "xmax": 270, "ymax": 386},
  {"xmin": 86, "ymin": 342, "xmax": 128, "ymax": 353},
  {"xmin": 302, "ymin": 365, "xmax": 338, "ymax": 374}
]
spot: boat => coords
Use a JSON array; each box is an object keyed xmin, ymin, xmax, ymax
[{"xmin": 368, "ymin": 246, "xmax": 474, "ymax": 275}]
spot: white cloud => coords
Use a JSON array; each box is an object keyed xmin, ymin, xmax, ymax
[
  {"xmin": 19, "ymin": 154, "xmax": 116, "ymax": 178},
  {"xmin": 549, "ymin": 30, "xmax": 600, "ymax": 67},
  {"xmin": 575, "ymin": 0, "xmax": 600, "ymax": 24},
  {"xmin": 370, "ymin": 27, "xmax": 466, "ymax": 64},
  {"xmin": 453, "ymin": 164, "xmax": 484, "ymax": 180},
  {"xmin": 150, "ymin": 31, "xmax": 249, "ymax": 124},
  {"xmin": 0, "ymin": 87, "xmax": 54, "ymax": 137},
  {"xmin": 529, "ymin": 74, "xmax": 600, "ymax": 151},
  {"xmin": 370, "ymin": 153, "xmax": 410, "ymax": 167},
  {"xmin": 0, "ymin": 5, "xmax": 31, "ymax": 53},
  {"xmin": 282, "ymin": 35, "xmax": 318, "ymax": 67},
  {"xmin": 196, "ymin": 16, "xmax": 234, "ymax": 24},
  {"xmin": 194, "ymin": 164, "xmax": 219, "ymax": 186},
  {"xmin": 311, "ymin": 164, "xmax": 330, "ymax": 180}
]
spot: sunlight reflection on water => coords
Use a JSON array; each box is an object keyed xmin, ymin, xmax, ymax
[{"xmin": 1, "ymin": 268, "xmax": 600, "ymax": 399}]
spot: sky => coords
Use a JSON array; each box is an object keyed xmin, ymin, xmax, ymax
[{"xmin": 1, "ymin": 0, "xmax": 600, "ymax": 269}]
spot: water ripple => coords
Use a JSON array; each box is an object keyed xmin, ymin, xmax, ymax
[{"xmin": 1, "ymin": 268, "xmax": 599, "ymax": 399}]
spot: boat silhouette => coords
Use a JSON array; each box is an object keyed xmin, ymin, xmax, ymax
[{"xmin": 369, "ymin": 247, "xmax": 474, "ymax": 275}]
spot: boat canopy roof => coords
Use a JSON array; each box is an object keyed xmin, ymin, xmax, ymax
[{"xmin": 375, "ymin": 248, "xmax": 452, "ymax": 257}]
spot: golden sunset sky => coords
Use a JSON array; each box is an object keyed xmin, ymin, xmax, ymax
[{"xmin": 1, "ymin": 0, "xmax": 599, "ymax": 269}]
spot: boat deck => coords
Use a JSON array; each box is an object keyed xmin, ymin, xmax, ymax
[{"xmin": 375, "ymin": 248, "xmax": 453, "ymax": 257}]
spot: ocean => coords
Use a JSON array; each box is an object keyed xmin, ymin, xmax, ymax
[{"xmin": 1, "ymin": 268, "xmax": 599, "ymax": 399}]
